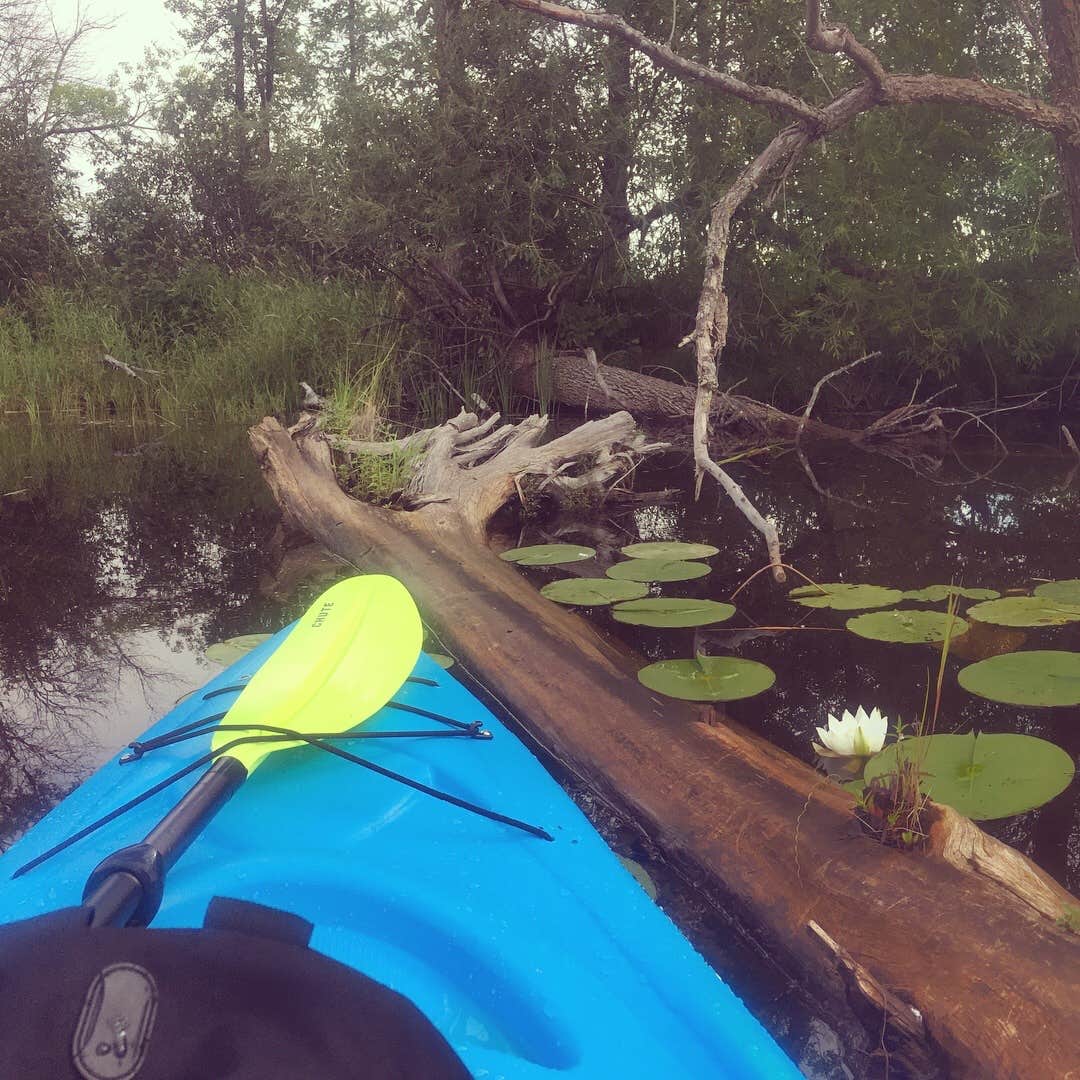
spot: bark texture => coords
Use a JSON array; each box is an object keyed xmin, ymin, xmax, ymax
[
  {"xmin": 251, "ymin": 413, "xmax": 1080, "ymax": 1080},
  {"xmin": 510, "ymin": 343, "xmax": 945, "ymax": 448},
  {"xmin": 1043, "ymin": 0, "xmax": 1080, "ymax": 263}
]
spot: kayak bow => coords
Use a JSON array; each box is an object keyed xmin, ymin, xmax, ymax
[{"xmin": 81, "ymin": 574, "xmax": 422, "ymax": 926}]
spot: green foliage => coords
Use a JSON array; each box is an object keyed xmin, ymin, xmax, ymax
[
  {"xmin": 3, "ymin": 0, "xmax": 1080, "ymax": 408},
  {"xmin": 901, "ymin": 586, "xmax": 1000, "ymax": 602},
  {"xmin": 965, "ymin": 596, "xmax": 1080, "ymax": 627},
  {"xmin": 790, "ymin": 583, "xmax": 904, "ymax": 610},
  {"xmin": 1033, "ymin": 580, "xmax": 1080, "ymax": 605},
  {"xmin": 610, "ymin": 598, "xmax": 736, "ymax": 628},
  {"xmin": 539, "ymin": 578, "xmax": 649, "ymax": 606},
  {"xmin": 334, "ymin": 445, "xmax": 420, "ymax": 503},
  {"xmin": 620, "ymin": 542, "xmax": 719, "ymax": 560},
  {"xmin": 498, "ymin": 544, "xmax": 597, "ymax": 566},
  {"xmin": 205, "ymin": 634, "xmax": 273, "ymax": 665},
  {"xmin": 0, "ymin": 273, "xmax": 406, "ymax": 422}
]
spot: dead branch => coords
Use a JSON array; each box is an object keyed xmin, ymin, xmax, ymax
[
  {"xmin": 1063, "ymin": 424, "xmax": 1080, "ymax": 461},
  {"xmin": 332, "ymin": 407, "xmax": 667, "ymax": 530},
  {"xmin": 807, "ymin": 920, "xmax": 944, "ymax": 1077},
  {"xmin": 502, "ymin": 0, "xmax": 1080, "ymax": 143},
  {"xmin": 795, "ymin": 351, "xmax": 882, "ymax": 447},
  {"xmin": 96, "ymin": 354, "xmax": 161, "ymax": 381},
  {"xmin": 804, "ymin": 0, "xmax": 887, "ymax": 89},
  {"xmin": 501, "ymin": 0, "xmax": 825, "ymax": 126}
]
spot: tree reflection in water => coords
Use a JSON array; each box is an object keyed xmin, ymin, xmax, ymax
[{"xmin": 0, "ymin": 422, "xmax": 282, "ymax": 847}]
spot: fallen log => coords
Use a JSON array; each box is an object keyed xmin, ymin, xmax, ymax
[
  {"xmin": 509, "ymin": 343, "xmax": 948, "ymax": 452},
  {"xmin": 250, "ymin": 411, "xmax": 1080, "ymax": 1080}
]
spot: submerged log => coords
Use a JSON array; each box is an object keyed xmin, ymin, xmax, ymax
[{"xmin": 250, "ymin": 412, "xmax": 1080, "ymax": 1080}]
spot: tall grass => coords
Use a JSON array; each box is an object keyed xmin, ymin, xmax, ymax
[{"xmin": 0, "ymin": 273, "xmax": 415, "ymax": 425}]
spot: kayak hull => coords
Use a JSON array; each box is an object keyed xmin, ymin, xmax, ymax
[{"xmin": 0, "ymin": 629, "xmax": 798, "ymax": 1078}]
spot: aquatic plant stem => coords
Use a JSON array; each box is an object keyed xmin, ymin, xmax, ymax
[{"xmin": 728, "ymin": 561, "xmax": 825, "ymax": 603}]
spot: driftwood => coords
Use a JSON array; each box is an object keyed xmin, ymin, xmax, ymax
[
  {"xmin": 508, "ymin": 343, "xmax": 947, "ymax": 451},
  {"xmin": 927, "ymin": 802, "xmax": 1079, "ymax": 923},
  {"xmin": 807, "ymin": 920, "xmax": 942, "ymax": 1078},
  {"xmin": 509, "ymin": 343, "xmax": 952, "ymax": 577},
  {"xmin": 332, "ymin": 407, "xmax": 668, "ymax": 525},
  {"xmin": 251, "ymin": 410, "xmax": 1080, "ymax": 1080},
  {"xmin": 96, "ymin": 353, "xmax": 161, "ymax": 381}
]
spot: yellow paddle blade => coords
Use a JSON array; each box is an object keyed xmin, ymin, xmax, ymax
[{"xmin": 214, "ymin": 575, "xmax": 423, "ymax": 772}]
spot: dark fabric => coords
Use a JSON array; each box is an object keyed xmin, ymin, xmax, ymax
[
  {"xmin": 0, "ymin": 901, "xmax": 472, "ymax": 1079},
  {"xmin": 203, "ymin": 896, "xmax": 313, "ymax": 948}
]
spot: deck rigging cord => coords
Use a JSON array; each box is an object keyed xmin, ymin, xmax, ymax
[
  {"xmin": 123, "ymin": 698, "xmax": 483, "ymax": 762},
  {"xmin": 13, "ymin": 716, "xmax": 551, "ymax": 878}
]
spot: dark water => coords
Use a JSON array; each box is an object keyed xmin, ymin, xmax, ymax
[
  {"xmin": 0, "ymin": 419, "xmax": 1076, "ymax": 1078},
  {"xmin": 0, "ymin": 423, "xmax": 294, "ymax": 843},
  {"xmin": 512, "ymin": 439, "xmax": 1080, "ymax": 894}
]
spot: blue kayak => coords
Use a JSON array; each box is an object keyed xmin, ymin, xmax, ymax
[{"xmin": 0, "ymin": 627, "xmax": 798, "ymax": 1078}]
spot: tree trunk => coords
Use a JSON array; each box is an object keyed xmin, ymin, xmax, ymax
[
  {"xmin": 346, "ymin": 0, "xmax": 359, "ymax": 87},
  {"xmin": 1042, "ymin": 0, "xmax": 1080, "ymax": 265},
  {"xmin": 251, "ymin": 412, "xmax": 1080, "ymax": 1080},
  {"xmin": 509, "ymin": 343, "xmax": 946, "ymax": 449},
  {"xmin": 596, "ymin": 29, "xmax": 634, "ymax": 282},
  {"xmin": 233, "ymin": 0, "xmax": 247, "ymax": 113}
]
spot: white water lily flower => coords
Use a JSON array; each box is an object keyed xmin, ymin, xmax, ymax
[{"xmin": 815, "ymin": 706, "xmax": 887, "ymax": 757}]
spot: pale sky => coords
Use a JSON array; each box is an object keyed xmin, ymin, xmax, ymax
[
  {"xmin": 46, "ymin": 1, "xmax": 188, "ymax": 183},
  {"xmin": 50, "ymin": 0, "xmax": 185, "ymax": 83}
]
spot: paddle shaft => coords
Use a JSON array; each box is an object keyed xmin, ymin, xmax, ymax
[{"xmin": 84, "ymin": 756, "xmax": 248, "ymax": 927}]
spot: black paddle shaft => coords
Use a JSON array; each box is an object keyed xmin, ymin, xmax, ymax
[{"xmin": 82, "ymin": 757, "xmax": 248, "ymax": 927}]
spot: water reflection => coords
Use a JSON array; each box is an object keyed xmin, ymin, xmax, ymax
[
  {"xmin": 0, "ymin": 422, "xmax": 284, "ymax": 845},
  {"xmin": 3, "ymin": 423, "xmax": 1077, "ymax": 895},
  {"xmin": 543, "ymin": 445, "xmax": 1080, "ymax": 893}
]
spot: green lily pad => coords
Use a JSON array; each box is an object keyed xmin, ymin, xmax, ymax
[
  {"xmin": 965, "ymin": 596, "xmax": 1080, "ymax": 627},
  {"xmin": 617, "ymin": 856, "xmax": 658, "ymax": 901},
  {"xmin": 606, "ymin": 559, "xmax": 710, "ymax": 583},
  {"xmin": 957, "ymin": 650, "xmax": 1080, "ymax": 706},
  {"xmin": 540, "ymin": 578, "xmax": 649, "ymax": 606},
  {"xmin": 1034, "ymin": 579, "xmax": 1080, "ymax": 605},
  {"xmin": 901, "ymin": 585, "xmax": 1000, "ymax": 602},
  {"xmin": 428, "ymin": 653, "xmax": 455, "ymax": 669},
  {"xmin": 864, "ymin": 732, "xmax": 1075, "ymax": 820},
  {"xmin": 621, "ymin": 541, "xmax": 719, "ymax": 561},
  {"xmin": 637, "ymin": 656, "xmax": 775, "ymax": 701},
  {"xmin": 846, "ymin": 610, "xmax": 969, "ymax": 644},
  {"xmin": 789, "ymin": 583, "xmax": 903, "ymax": 611},
  {"xmin": 204, "ymin": 633, "xmax": 272, "ymax": 666},
  {"xmin": 498, "ymin": 543, "xmax": 596, "ymax": 566},
  {"xmin": 611, "ymin": 598, "xmax": 736, "ymax": 628}
]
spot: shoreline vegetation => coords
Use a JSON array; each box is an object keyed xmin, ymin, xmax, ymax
[
  {"xmin": 0, "ymin": 274, "xmax": 419, "ymax": 425},
  {"xmin": 2, "ymin": 269, "xmax": 1079, "ymax": 433}
]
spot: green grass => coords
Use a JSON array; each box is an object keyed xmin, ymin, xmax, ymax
[{"xmin": 0, "ymin": 273, "xmax": 415, "ymax": 425}]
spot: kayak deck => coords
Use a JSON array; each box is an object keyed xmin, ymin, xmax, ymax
[{"xmin": 0, "ymin": 628, "xmax": 797, "ymax": 1078}]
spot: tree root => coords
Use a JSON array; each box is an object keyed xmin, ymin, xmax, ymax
[{"xmin": 330, "ymin": 407, "xmax": 668, "ymax": 534}]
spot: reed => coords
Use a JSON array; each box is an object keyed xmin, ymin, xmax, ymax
[{"xmin": 0, "ymin": 274, "xmax": 413, "ymax": 425}]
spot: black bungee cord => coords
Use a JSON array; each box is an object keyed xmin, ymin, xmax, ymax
[{"xmin": 13, "ymin": 718, "xmax": 552, "ymax": 879}]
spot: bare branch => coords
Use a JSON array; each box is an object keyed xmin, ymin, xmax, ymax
[
  {"xmin": 795, "ymin": 351, "xmax": 881, "ymax": 447},
  {"xmin": 503, "ymin": 0, "xmax": 1080, "ymax": 144},
  {"xmin": 500, "ymin": 0, "xmax": 826, "ymax": 127},
  {"xmin": 805, "ymin": 0, "xmax": 888, "ymax": 89}
]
